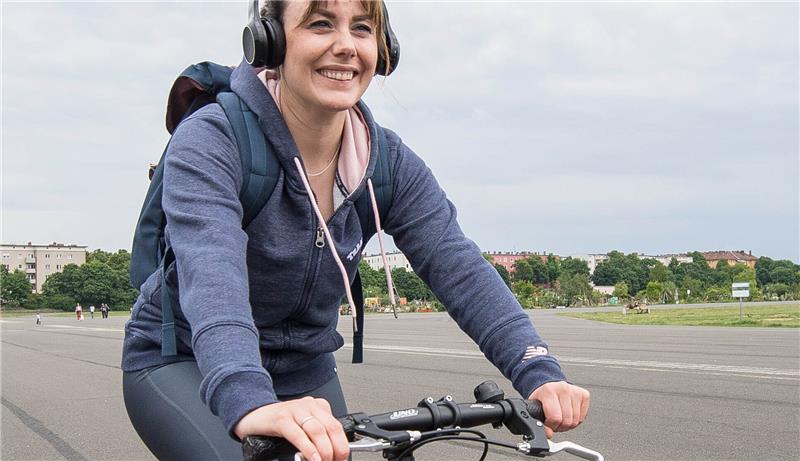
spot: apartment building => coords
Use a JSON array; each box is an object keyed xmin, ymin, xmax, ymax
[
  {"xmin": 700, "ymin": 250, "xmax": 757, "ymax": 269},
  {"xmin": 484, "ymin": 251, "xmax": 552, "ymax": 273},
  {"xmin": 570, "ymin": 254, "xmax": 610, "ymax": 274},
  {"xmin": 1, "ymin": 243, "xmax": 87, "ymax": 293},
  {"xmin": 363, "ymin": 251, "xmax": 412, "ymax": 272},
  {"xmin": 652, "ymin": 254, "xmax": 693, "ymax": 266}
]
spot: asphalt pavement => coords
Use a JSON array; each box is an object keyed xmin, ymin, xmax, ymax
[{"xmin": 1, "ymin": 304, "xmax": 798, "ymax": 460}]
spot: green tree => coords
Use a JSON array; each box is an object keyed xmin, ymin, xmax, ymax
[
  {"xmin": 755, "ymin": 256, "xmax": 774, "ymax": 287},
  {"xmin": 512, "ymin": 259, "xmax": 533, "ymax": 282},
  {"xmin": 612, "ymin": 281, "xmax": 629, "ymax": 298},
  {"xmin": 686, "ymin": 252, "xmax": 714, "ymax": 285},
  {"xmin": 704, "ymin": 286, "xmax": 731, "ymax": 302},
  {"xmin": 592, "ymin": 251, "xmax": 623, "ymax": 286},
  {"xmin": 545, "ymin": 254, "xmax": 561, "ymax": 284},
  {"xmin": 40, "ymin": 250, "xmax": 138, "ymax": 310},
  {"xmin": 643, "ymin": 281, "xmax": 677, "ymax": 304},
  {"xmin": 512, "ymin": 280, "xmax": 535, "ymax": 308},
  {"xmin": 560, "ymin": 257, "xmax": 590, "ymax": 278},
  {"xmin": 765, "ymin": 283, "xmax": 789, "ymax": 299},
  {"xmin": 513, "ymin": 257, "xmax": 547, "ymax": 284},
  {"xmin": 771, "ymin": 266, "xmax": 800, "ymax": 286},
  {"xmin": 80, "ymin": 260, "xmax": 116, "ymax": 306},
  {"xmin": 1, "ymin": 266, "xmax": 32, "ymax": 308},
  {"xmin": 358, "ymin": 261, "xmax": 387, "ymax": 298},
  {"xmin": 592, "ymin": 251, "xmax": 649, "ymax": 294},
  {"xmin": 42, "ymin": 264, "xmax": 83, "ymax": 302},
  {"xmin": 558, "ymin": 273, "xmax": 593, "ymax": 306},
  {"xmin": 107, "ymin": 249, "xmax": 132, "ymax": 271},
  {"xmin": 681, "ymin": 277, "xmax": 704, "ymax": 302},
  {"xmin": 643, "ymin": 281, "xmax": 664, "ymax": 303},
  {"xmin": 528, "ymin": 257, "xmax": 548, "ymax": 284},
  {"xmin": 493, "ymin": 264, "xmax": 511, "ymax": 288},
  {"xmin": 649, "ymin": 263, "xmax": 674, "ymax": 283},
  {"xmin": 391, "ymin": 268, "xmax": 432, "ymax": 301},
  {"xmin": 87, "ymin": 249, "xmax": 112, "ymax": 265}
]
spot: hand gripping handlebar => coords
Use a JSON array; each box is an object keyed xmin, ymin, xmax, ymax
[{"xmin": 241, "ymin": 381, "xmax": 602, "ymax": 461}]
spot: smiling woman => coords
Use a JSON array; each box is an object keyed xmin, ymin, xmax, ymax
[{"xmin": 120, "ymin": 1, "xmax": 588, "ymax": 461}]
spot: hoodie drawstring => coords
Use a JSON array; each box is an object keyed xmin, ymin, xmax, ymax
[
  {"xmin": 367, "ymin": 178, "xmax": 397, "ymax": 307},
  {"xmin": 292, "ymin": 158, "xmax": 399, "ymax": 333},
  {"xmin": 293, "ymin": 157, "xmax": 358, "ymax": 330}
]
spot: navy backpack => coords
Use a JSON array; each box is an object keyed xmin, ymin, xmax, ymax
[{"xmin": 130, "ymin": 62, "xmax": 393, "ymax": 363}]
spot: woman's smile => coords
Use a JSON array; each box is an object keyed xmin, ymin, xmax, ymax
[{"xmin": 318, "ymin": 69, "xmax": 356, "ymax": 81}]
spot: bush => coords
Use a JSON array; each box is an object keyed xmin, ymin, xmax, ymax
[
  {"xmin": 36, "ymin": 293, "xmax": 76, "ymax": 311},
  {"xmin": 704, "ymin": 286, "xmax": 731, "ymax": 303}
]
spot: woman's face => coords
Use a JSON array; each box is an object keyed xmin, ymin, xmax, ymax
[{"xmin": 280, "ymin": 0, "xmax": 378, "ymax": 114}]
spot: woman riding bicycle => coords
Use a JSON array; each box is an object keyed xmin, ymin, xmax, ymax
[{"xmin": 121, "ymin": 1, "xmax": 590, "ymax": 460}]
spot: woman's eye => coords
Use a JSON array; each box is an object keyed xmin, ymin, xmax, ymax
[
  {"xmin": 353, "ymin": 23, "xmax": 373, "ymax": 34},
  {"xmin": 309, "ymin": 20, "xmax": 333, "ymax": 29}
]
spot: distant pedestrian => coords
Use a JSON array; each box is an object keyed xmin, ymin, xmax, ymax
[
  {"xmin": 89, "ymin": 305, "xmax": 95, "ymax": 319},
  {"xmin": 75, "ymin": 303, "xmax": 82, "ymax": 321},
  {"xmin": 35, "ymin": 312, "xmax": 42, "ymax": 325},
  {"xmin": 101, "ymin": 303, "xmax": 109, "ymax": 319}
]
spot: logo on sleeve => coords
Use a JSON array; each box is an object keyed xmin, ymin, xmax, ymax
[
  {"xmin": 522, "ymin": 346, "xmax": 549, "ymax": 361},
  {"xmin": 347, "ymin": 238, "xmax": 363, "ymax": 261}
]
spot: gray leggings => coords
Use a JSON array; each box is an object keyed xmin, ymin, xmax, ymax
[{"xmin": 123, "ymin": 361, "xmax": 348, "ymax": 461}]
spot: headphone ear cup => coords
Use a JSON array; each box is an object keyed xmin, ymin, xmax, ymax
[
  {"xmin": 243, "ymin": 16, "xmax": 285, "ymax": 68},
  {"xmin": 376, "ymin": 4, "xmax": 400, "ymax": 76},
  {"xmin": 262, "ymin": 17, "xmax": 286, "ymax": 69},
  {"xmin": 243, "ymin": 16, "xmax": 269, "ymax": 66}
]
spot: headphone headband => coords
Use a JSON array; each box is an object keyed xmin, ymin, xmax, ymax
[{"xmin": 242, "ymin": 0, "xmax": 399, "ymax": 75}]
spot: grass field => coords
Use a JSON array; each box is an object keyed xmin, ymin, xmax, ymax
[{"xmin": 560, "ymin": 304, "xmax": 800, "ymax": 327}]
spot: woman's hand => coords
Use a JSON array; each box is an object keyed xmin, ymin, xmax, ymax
[
  {"xmin": 234, "ymin": 397, "xmax": 349, "ymax": 461},
  {"xmin": 529, "ymin": 381, "xmax": 590, "ymax": 439}
]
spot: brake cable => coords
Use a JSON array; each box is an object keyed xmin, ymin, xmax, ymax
[{"xmin": 392, "ymin": 428, "xmax": 530, "ymax": 461}]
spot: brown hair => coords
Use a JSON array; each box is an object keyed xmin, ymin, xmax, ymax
[{"xmin": 261, "ymin": 0, "xmax": 390, "ymax": 73}]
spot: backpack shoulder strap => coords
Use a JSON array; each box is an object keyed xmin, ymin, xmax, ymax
[
  {"xmin": 159, "ymin": 91, "xmax": 280, "ymax": 357},
  {"xmin": 217, "ymin": 91, "xmax": 280, "ymax": 227},
  {"xmin": 351, "ymin": 125, "xmax": 393, "ymax": 364},
  {"xmin": 354, "ymin": 125, "xmax": 393, "ymax": 239}
]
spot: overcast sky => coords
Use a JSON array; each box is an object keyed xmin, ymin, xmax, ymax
[{"xmin": 2, "ymin": 1, "xmax": 798, "ymax": 262}]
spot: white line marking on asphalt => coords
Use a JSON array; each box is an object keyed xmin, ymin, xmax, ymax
[
  {"xmin": 45, "ymin": 324, "xmax": 124, "ymax": 333},
  {"xmin": 341, "ymin": 343, "xmax": 800, "ymax": 379}
]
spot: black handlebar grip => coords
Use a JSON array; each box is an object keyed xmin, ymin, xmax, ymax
[
  {"xmin": 525, "ymin": 399, "xmax": 546, "ymax": 422},
  {"xmin": 241, "ymin": 435, "xmax": 296, "ymax": 461}
]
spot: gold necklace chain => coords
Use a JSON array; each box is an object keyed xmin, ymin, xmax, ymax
[{"xmin": 306, "ymin": 140, "xmax": 342, "ymax": 177}]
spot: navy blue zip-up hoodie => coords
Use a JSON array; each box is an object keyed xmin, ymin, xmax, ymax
[{"xmin": 122, "ymin": 63, "xmax": 566, "ymax": 435}]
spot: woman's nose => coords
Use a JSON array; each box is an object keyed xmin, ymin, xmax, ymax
[{"xmin": 331, "ymin": 29, "xmax": 356, "ymax": 59}]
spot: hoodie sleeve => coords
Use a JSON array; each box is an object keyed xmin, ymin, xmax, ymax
[
  {"xmin": 381, "ymin": 132, "xmax": 567, "ymax": 398},
  {"xmin": 162, "ymin": 106, "xmax": 278, "ymax": 436}
]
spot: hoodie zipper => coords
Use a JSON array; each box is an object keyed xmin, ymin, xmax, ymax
[
  {"xmin": 292, "ymin": 223, "xmax": 325, "ymax": 323},
  {"xmin": 315, "ymin": 227, "xmax": 325, "ymax": 248}
]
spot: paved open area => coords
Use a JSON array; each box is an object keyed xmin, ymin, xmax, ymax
[{"xmin": 2, "ymin": 307, "xmax": 799, "ymax": 460}]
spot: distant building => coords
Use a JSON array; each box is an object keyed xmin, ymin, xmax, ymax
[
  {"xmin": 570, "ymin": 254, "xmax": 610, "ymax": 275},
  {"xmin": 484, "ymin": 251, "xmax": 551, "ymax": 273},
  {"xmin": 700, "ymin": 250, "xmax": 757, "ymax": 269},
  {"xmin": 0, "ymin": 242, "xmax": 87, "ymax": 293},
  {"xmin": 593, "ymin": 285, "xmax": 615, "ymax": 296},
  {"xmin": 363, "ymin": 251, "xmax": 412, "ymax": 272},
  {"xmin": 652, "ymin": 254, "xmax": 693, "ymax": 266}
]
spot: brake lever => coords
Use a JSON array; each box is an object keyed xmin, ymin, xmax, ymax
[
  {"xmin": 544, "ymin": 440, "xmax": 604, "ymax": 461},
  {"xmin": 349, "ymin": 436, "xmax": 392, "ymax": 452}
]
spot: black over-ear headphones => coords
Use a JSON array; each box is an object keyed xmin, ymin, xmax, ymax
[{"xmin": 242, "ymin": 0, "xmax": 400, "ymax": 76}]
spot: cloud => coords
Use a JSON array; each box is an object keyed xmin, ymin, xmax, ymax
[{"xmin": 2, "ymin": 1, "xmax": 798, "ymax": 262}]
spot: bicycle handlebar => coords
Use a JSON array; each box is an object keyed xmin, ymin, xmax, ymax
[{"xmin": 242, "ymin": 381, "xmax": 601, "ymax": 461}]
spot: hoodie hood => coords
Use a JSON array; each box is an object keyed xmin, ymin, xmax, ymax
[{"xmin": 229, "ymin": 59, "xmax": 380, "ymax": 198}]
